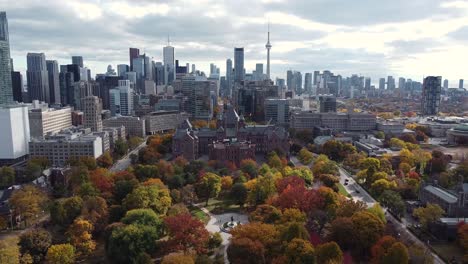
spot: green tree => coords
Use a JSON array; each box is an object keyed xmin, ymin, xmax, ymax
[
  {"xmin": 18, "ymin": 229, "xmax": 52, "ymax": 263},
  {"xmin": 122, "ymin": 209, "xmax": 162, "ymax": 230},
  {"xmin": 196, "ymin": 173, "xmax": 222, "ymax": 206},
  {"xmin": 107, "ymin": 224, "xmax": 159, "ymax": 264},
  {"xmin": 370, "ymin": 179, "xmax": 397, "ymax": 196},
  {"xmin": 379, "ymin": 190, "xmax": 406, "ymax": 218},
  {"xmin": 316, "ymin": 241, "xmax": 343, "ymax": 264},
  {"xmin": 24, "ymin": 162, "xmax": 42, "ymax": 182},
  {"xmin": 9, "ymin": 185, "xmax": 48, "ymax": 226},
  {"xmin": 230, "ymin": 183, "xmax": 248, "ymax": 206},
  {"xmin": 0, "ymin": 166, "xmax": 15, "ymax": 188},
  {"xmin": 123, "ymin": 185, "xmax": 172, "ymax": 215},
  {"xmin": 298, "ymin": 148, "xmax": 314, "ymax": 165},
  {"xmin": 114, "ymin": 139, "xmax": 128, "ymax": 157},
  {"xmin": 248, "ymin": 174, "xmax": 276, "ymax": 205},
  {"xmin": 284, "ymin": 238, "xmax": 316, "ymax": 264},
  {"xmin": 413, "ymin": 203, "xmax": 445, "ymax": 230},
  {"xmin": 382, "ymin": 242, "xmax": 409, "ymax": 264},
  {"xmin": 97, "ymin": 151, "xmax": 113, "ymax": 168},
  {"xmin": 280, "ymin": 222, "xmax": 310, "ymax": 242},
  {"xmin": 351, "ymin": 211, "xmax": 385, "ymax": 255},
  {"xmin": 367, "ymin": 203, "xmax": 386, "ymax": 224},
  {"xmin": 45, "ymin": 244, "xmax": 75, "ymax": 264}
]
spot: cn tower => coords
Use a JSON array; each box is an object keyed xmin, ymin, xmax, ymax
[{"xmin": 265, "ymin": 23, "xmax": 272, "ymax": 80}]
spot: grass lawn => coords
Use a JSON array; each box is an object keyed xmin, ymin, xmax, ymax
[
  {"xmin": 337, "ymin": 183, "xmax": 351, "ymax": 198},
  {"xmin": 204, "ymin": 198, "xmax": 242, "ymax": 214},
  {"xmin": 188, "ymin": 206, "xmax": 210, "ymax": 224},
  {"xmin": 431, "ymin": 242, "xmax": 464, "ymax": 263}
]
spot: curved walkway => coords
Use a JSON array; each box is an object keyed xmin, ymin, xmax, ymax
[{"xmin": 194, "ymin": 204, "xmax": 248, "ymax": 264}]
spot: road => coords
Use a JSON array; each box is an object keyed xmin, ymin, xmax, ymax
[
  {"xmin": 339, "ymin": 167, "xmax": 446, "ymax": 264},
  {"xmin": 110, "ymin": 139, "xmax": 148, "ymax": 172}
]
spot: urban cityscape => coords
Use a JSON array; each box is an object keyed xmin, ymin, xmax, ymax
[{"xmin": 0, "ymin": 1, "xmax": 468, "ymax": 264}]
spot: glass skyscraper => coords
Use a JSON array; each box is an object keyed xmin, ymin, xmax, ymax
[
  {"xmin": 234, "ymin": 47, "xmax": 244, "ymax": 82},
  {"xmin": 0, "ymin": 12, "xmax": 13, "ymax": 104}
]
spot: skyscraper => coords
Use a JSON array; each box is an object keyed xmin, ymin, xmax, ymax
[
  {"xmin": 117, "ymin": 64, "xmax": 129, "ymax": 77},
  {"xmin": 129, "ymin": 48, "xmax": 139, "ymax": 71},
  {"xmin": 313, "ymin": 71, "xmax": 320, "ymax": 85},
  {"xmin": 234, "ymin": 47, "xmax": 244, "ymax": 82},
  {"xmin": 387, "ymin": 76, "xmax": 395, "ymax": 90},
  {"xmin": 379, "ymin": 78, "xmax": 386, "ymax": 90},
  {"xmin": 71, "ymin": 56, "xmax": 83, "ymax": 68},
  {"xmin": 398, "ymin": 77, "xmax": 406, "ymax": 90},
  {"xmin": 109, "ymin": 80, "xmax": 133, "ymax": 116},
  {"xmin": 163, "ymin": 40, "xmax": 175, "ymax": 85},
  {"xmin": 286, "ymin": 70, "xmax": 294, "ymax": 91},
  {"xmin": 46, "ymin": 60, "xmax": 60, "ymax": 104},
  {"xmin": 11, "ymin": 71, "xmax": 23, "ymax": 102},
  {"xmin": 443, "ymin": 79, "xmax": 449, "ymax": 90},
  {"xmin": 304, "ymin": 73, "xmax": 312, "ymax": 94},
  {"xmin": 27, "ymin": 53, "xmax": 50, "ymax": 103},
  {"xmin": 265, "ymin": 24, "xmax": 272, "ymax": 79},
  {"xmin": 82, "ymin": 96, "xmax": 103, "ymax": 132},
  {"xmin": 365, "ymin": 77, "xmax": 371, "ymax": 91},
  {"xmin": 226, "ymin": 59, "xmax": 232, "ymax": 97},
  {"xmin": 0, "ymin": 12, "xmax": 13, "ymax": 104},
  {"xmin": 459, "ymin": 79, "xmax": 464, "ymax": 89},
  {"xmin": 421, "ymin": 76, "xmax": 441, "ymax": 116}
]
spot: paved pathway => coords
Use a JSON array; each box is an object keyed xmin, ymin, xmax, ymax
[
  {"xmin": 194, "ymin": 204, "xmax": 248, "ymax": 264},
  {"xmin": 110, "ymin": 138, "xmax": 148, "ymax": 172}
]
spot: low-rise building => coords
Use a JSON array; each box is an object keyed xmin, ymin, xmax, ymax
[
  {"xmin": 102, "ymin": 116, "xmax": 145, "ymax": 138},
  {"xmin": 446, "ymin": 124, "xmax": 468, "ymax": 145},
  {"xmin": 144, "ymin": 111, "xmax": 190, "ymax": 135},
  {"xmin": 290, "ymin": 111, "xmax": 376, "ymax": 132},
  {"xmin": 208, "ymin": 139, "xmax": 255, "ymax": 166},
  {"xmin": 419, "ymin": 183, "xmax": 468, "ymax": 217},
  {"xmin": 29, "ymin": 130, "xmax": 103, "ymax": 166},
  {"xmin": 29, "ymin": 106, "xmax": 72, "ymax": 139}
]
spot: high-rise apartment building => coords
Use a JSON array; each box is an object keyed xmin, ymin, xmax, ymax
[
  {"xmin": 398, "ymin": 77, "xmax": 406, "ymax": 90},
  {"xmin": 379, "ymin": 78, "xmax": 386, "ymax": 90},
  {"xmin": 387, "ymin": 76, "xmax": 395, "ymax": 90},
  {"xmin": 27, "ymin": 53, "xmax": 50, "ymax": 103},
  {"xmin": 443, "ymin": 79, "xmax": 449, "ymax": 90},
  {"xmin": 82, "ymin": 96, "xmax": 103, "ymax": 132},
  {"xmin": 459, "ymin": 79, "xmax": 464, "ymax": 89},
  {"xmin": 71, "ymin": 56, "xmax": 83, "ymax": 68},
  {"xmin": 234, "ymin": 47, "xmax": 244, "ymax": 82},
  {"xmin": 46, "ymin": 60, "xmax": 60, "ymax": 104},
  {"xmin": 421, "ymin": 76, "xmax": 442, "ymax": 116},
  {"xmin": 0, "ymin": 12, "xmax": 13, "ymax": 105}
]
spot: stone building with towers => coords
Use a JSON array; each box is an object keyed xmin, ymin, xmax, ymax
[{"xmin": 172, "ymin": 104, "xmax": 289, "ymax": 165}]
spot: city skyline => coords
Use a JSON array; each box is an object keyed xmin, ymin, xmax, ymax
[{"xmin": 2, "ymin": 0, "xmax": 468, "ymax": 86}]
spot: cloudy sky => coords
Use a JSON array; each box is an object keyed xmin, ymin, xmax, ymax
[{"xmin": 3, "ymin": 0, "xmax": 468, "ymax": 86}]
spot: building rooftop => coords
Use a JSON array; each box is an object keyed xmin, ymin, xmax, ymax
[{"xmin": 423, "ymin": 185, "xmax": 458, "ymax": 204}]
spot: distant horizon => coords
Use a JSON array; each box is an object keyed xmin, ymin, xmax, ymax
[{"xmin": 2, "ymin": 0, "xmax": 468, "ymax": 86}]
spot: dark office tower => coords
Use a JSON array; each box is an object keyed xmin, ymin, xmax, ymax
[
  {"xmin": 129, "ymin": 48, "xmax": 139, "ymax": 71},
  {"xmin": 71, "ymin": 56, "xmax": 83, "ymax": 68},
  {"xmin": 286, "ymin": 70, "xmax": 294, "ymax": 90},
  {"xmin": 95, "ymin": 75, "xmax": 121, "ymax": 110},
  {"xmin": 46, "ymin": 60, "xmax": 60, "ymax": 104},
  {"xmin": 226, "ymin": 59, "xmax": 232, "ymax": 97},
  {"xmin": 304, "ymin": 73, "xmax": 312, "ymax": 94},
  {"xmin": 27, "ymin": 53, "xmax": 50, "ymax": 103},
  {"xmin": 459, "ymin": 79, "xmax": 464, "ymax": 89},
  {"xmin": 59, "ymin": 71, "xmax": 74, "ymax": 105},
  {"xmin": 11, "ymin": 71, "xmax": 23, "ymax": 102},
  {"xmin": 313, "ymin": 71, "xmax": 320, "ymax": 85},
  {"xmin": 234, "ymin": 47, "xmax": 244, "ymax": 82},
  {"xmin": 0, "ymin": 12, "xmax": 13, "ymax": 104},
  {"xmin": 443, "ymin": 79, "xmax": 449, "ymax": 90},
  {"xmin": 153, "ymin": 62, "xmax": 164, "ymax": 85},
  {"xmin": 66, "ymin": 64, "xmax": 81, "ymax": 82},
  {"xmin": 421, "ymin": 76, "xmax": 441, "ymax": 116},
  {"xmin": 319, "ymin": 95, "xmax": 337, "ymax": 113}
]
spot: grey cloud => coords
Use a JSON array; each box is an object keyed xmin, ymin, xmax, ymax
[{"xmin": 447, "ymin": 26, "xmax": 468, "ymax": 42}]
